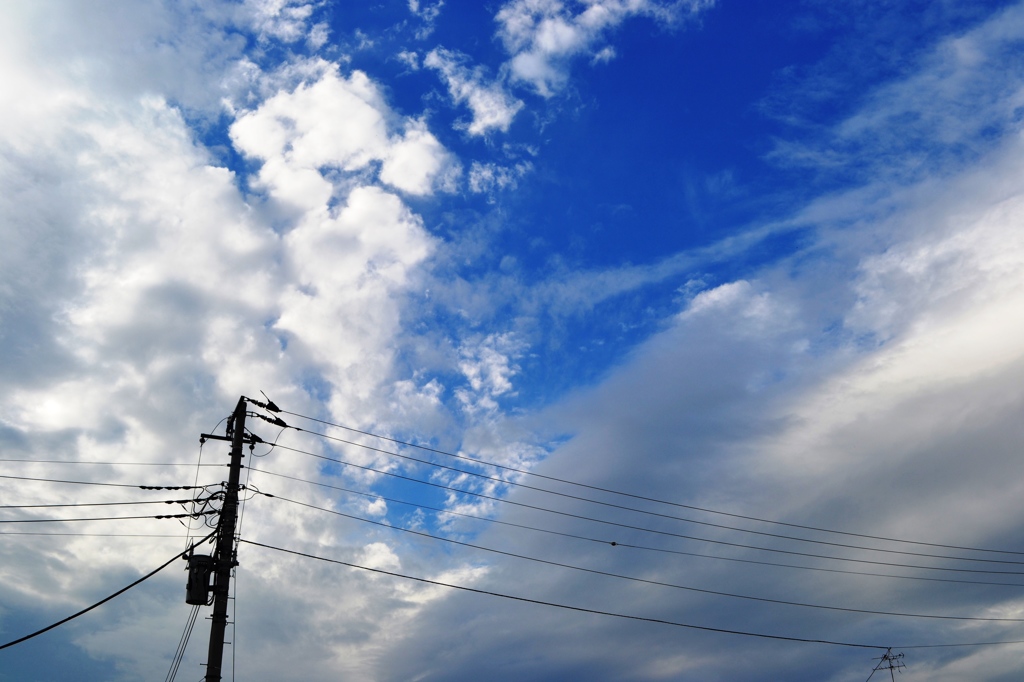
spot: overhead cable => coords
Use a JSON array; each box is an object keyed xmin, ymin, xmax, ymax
[
  {"xmin": 0, "ymin": 531, "xmax": 216, "ymax": 651},
  {"xmin": 267, "ymin": 443, "xmax": 1024, "ymax": 576},
  {"xmin": 0, "ymin": 532, "xmax": 186, "ymax": 537},
  {"xmin": 165, "ymin": 604, "xmax": 201, "ymax": 682},
  {"xmin": 0, "ymin": 499, "xmax": 205, "ymax": 510},
  {"xmin": 257, "ymin": 491, "xmax": 1024, "ymax": 622},
  {"xmin": 0, "ymin": 474, "xmax": 213, "ymax": 489},
  {"xmin": 0, "ymin": 511, "xmax": 217, "ymax": 524},
  {"xmin": 249, "ymin": 467, "xmax": 1024, "ymax": 589},
  {"xmin": 280, "ymin": 409, "xmax": 1024, "ymax": 557},
  {"xmin": 240, "ymin": 538, "xmax": 1024, "ymax": 651},
  {"xmin": 274, "ymin": 435, "xmax": 1024, "ymax": 565},
  {"xmin": 0, "ymin": 460, "xmax": 221, "ymax": 466}
]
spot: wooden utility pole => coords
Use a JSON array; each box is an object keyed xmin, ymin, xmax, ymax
[{"xmin": 204, "ymin": 396, "xmax": 247, "ymax": 682}]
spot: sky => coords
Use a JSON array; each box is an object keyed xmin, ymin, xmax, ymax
[{"xmin": 3, "ymin": 0, "xmax": 1024, "ymax": 680}]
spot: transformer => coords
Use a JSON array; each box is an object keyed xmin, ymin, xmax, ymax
[{"xmin": 186, "ymin": 554, "xmax": 215, "ymax": 606}]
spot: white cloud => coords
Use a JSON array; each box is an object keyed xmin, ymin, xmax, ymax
[
  {"xmin": 308, "ymin": 21, "xmax": 331, "ymax": 49},
  {"xmin": 590, "ymin": 44, "xmax": 617, "ymax": 64},
  {"xmin": 382, "ymin": 120, "xmax": 462, "ymax": 195},
  {"xmin": 468, "ymin": 160, "xmax": 533, "ymax": 194},
  {"xmin": 422, "ymin": 0, "xmax": 714, "ymax": 134},
  {"xmin": 362, "ymin": 541, "xmax": 401, "ymax": 568},
  {"xmin": 408, "ymin": 0, "xmax": 445, "ymax": 39},
  {"xmin": 364, "ymin": 7, "xmax": 1024, "ymax": 678},
  {"xmin": 0, "ymin": 5, "xmax": 475, "ymax": 678},
  {"xmin": 495, "ymin": 0, "xmax": 714, "ymax": 95},
  {"xmin": 6, "ymin": 2, "xmax": 1024, "ymax": 680},
  {"xmin": 374, "ymin": 137, "xmax": 1024, "ymax": 679},
  {"xmin": 231, "ymin": 65, "xmax": 459, "ymax": 201},
  {"xmin": 454, "ymin": 333, "xmax": 524, "ymax": 415},
  {"xmin": 396, "ymin": 49, "xmax": 421, "ymax": 70},
  {"xmin": 243, "ymin": 0, "xmax": 318, "ymax": 43},
  {"xmin": 767, "ymin": 3, "xmax": 1024, "ymax": 182},
  {"xmin": 424, "ymin": 48, "xmax": 524, "ymax": 135}
]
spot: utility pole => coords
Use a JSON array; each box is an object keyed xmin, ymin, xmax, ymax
[
  {"xmin": 865, "ymin": 649, "xmax": 905, "ymax": 682},
  {"xmin": 203, "ymin": 396, "xmax": 247, "ymax": 682}
]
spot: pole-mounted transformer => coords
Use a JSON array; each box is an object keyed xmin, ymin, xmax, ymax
[{"xmin": 186, "ymin": 554, "xmax": 215, "ymax": 606}]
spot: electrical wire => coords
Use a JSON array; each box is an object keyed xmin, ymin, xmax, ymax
[
  {"xmin": 185, "ymin": 434, "xmax": 211, "ymax": 555},
  {"xmin": 241, "ymin": 538, "xmax": 1024, "ymax": 651},
  {"xmin": 0, "ymin": 499, "xmax": 203, "ymax": 509},
  {"xmin": 165, "ymin": 605, "xmax": 200, "ymax": 682},
  {"xmin": 0, "ymin": 460, "xmax": 222, "ymax": 466},
  {"xmin": 263, "ymin": 444, "xmax": 1024, "ymax": 576},
  {"xmin": 280, "ymin": 409, "xmax": 1024, "ymax": 557},
  {"xmin": 0, "ymin": 532, "xmax": 185, "ymax": 537},
  {"xmin": 238, "ymin": 537, "xmax": 879, "ymax": 649},
  {"xmin": 271, "ymin": 439, "xmax": 1024, "ymax": 566},
  {"xmin": 248, "ymin": 467, "xmax": 1024, "ymax": 588},
  {"xmin": 0, "ymin": 511, "xmax": 217, "ymax": 524},
  {"xmin": 0, "ymin": 474, "xmax": 211, "ymax": 489},
  {"xmin": 254, "ymin": 490, "xmax": 1024, "ymax": 623},
  {"xmin": 0, "ymin": 531, "xmax": 216, "ymax": 651}
]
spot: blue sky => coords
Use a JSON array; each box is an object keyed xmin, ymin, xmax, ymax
[{"xmin": 3, "ymin": 1, "xmax": 1024, "ymax": 680}]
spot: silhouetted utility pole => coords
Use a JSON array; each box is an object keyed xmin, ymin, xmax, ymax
[
  {"xmin": 189, "ymin": 396, "xmax": 247, "ymax": 682},
  {"xmin": 866, "ymin": 649, "xmax": 905, "ymax": 682},
  {"xmin": 188, "ymin": 394, "xmax": 283, "ymax": 680}
]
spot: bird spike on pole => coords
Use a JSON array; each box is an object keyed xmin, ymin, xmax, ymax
[{"xmin": 865, "ymin": 648, "xmax": 905, "ymax": 682}]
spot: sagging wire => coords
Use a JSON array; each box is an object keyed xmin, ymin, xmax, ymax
[{"xmin": 0, "ymin": 531, "xmax": 216, "ymax": 651}]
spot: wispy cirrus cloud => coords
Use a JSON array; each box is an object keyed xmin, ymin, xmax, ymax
[{"xmin": 767, "ymin": 2, "xmax": 1024, "ymax": 184}]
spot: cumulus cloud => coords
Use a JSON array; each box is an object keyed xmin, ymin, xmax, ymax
[
  {"xmin": 6, "ymin": 2, "xmax": 1024, "ymax": 681},
  {"xmin": 0, "ymin": 4, "xmax": 472, "ymax": 678},
  {"xmin": 243, "ymin": 0, "xmax": 319, "ymax": 43},
  {"xmin": 231, "ymin": 66, "xmax": 459, "ymax": 199}
]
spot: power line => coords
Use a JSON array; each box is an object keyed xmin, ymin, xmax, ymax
[
  {"xmin": 0, "ymin": 511, "xmax": 217, "ymax": 524},
  {"xmin": 240, "ymin": 537, "xmax": 887, "ymax": 650},
  {"xmin": 255, "ymin": 491, "xmax": 1024, "ymax": 623},
  {"xmin": 249, "ymin": 467, "xmax": 1024, "ymax": 589},
  {"xmin": 0, "ymin": 532, "xmax": 186, "ymax": 537},
  {"xmin": 0, "ymin": 460, "xmax": 222, "ymax": 466},
  {"xmin": 0, "ymin": 532, "xmax": 215, "ymax": 651},
  {"xmin": 265, "ymin": 444, "xmax": 1024, "ymax": 576},
  {"xmin": 280, "ymin": 409, "xmax": 1024, "ymax": 557},
  {"xmin": 165, "ymin": 604, "xmax": 201, "ymax": 682},
  {"xmin": 0, "ymin": 499, "xmax": 203, "ymax": 509},
  {"xmin": 274, "ymin": 435, "xmax": 1024, "ymax": 565},
  {"xmin": 0, "ymin": 474, "xmax": 213, "ymax": 489},
  {"xmin": 242, "ymin": 537, "xmax": 1024, "ymax": 651}
]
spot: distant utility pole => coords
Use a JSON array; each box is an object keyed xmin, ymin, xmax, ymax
[
  {"xmin": 866, "ymin": 649, "xmax": 905, "ymax": 682},
  {"xmin": 189, "ymin": 396, "xmax": 249, "ymax": 682}
]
